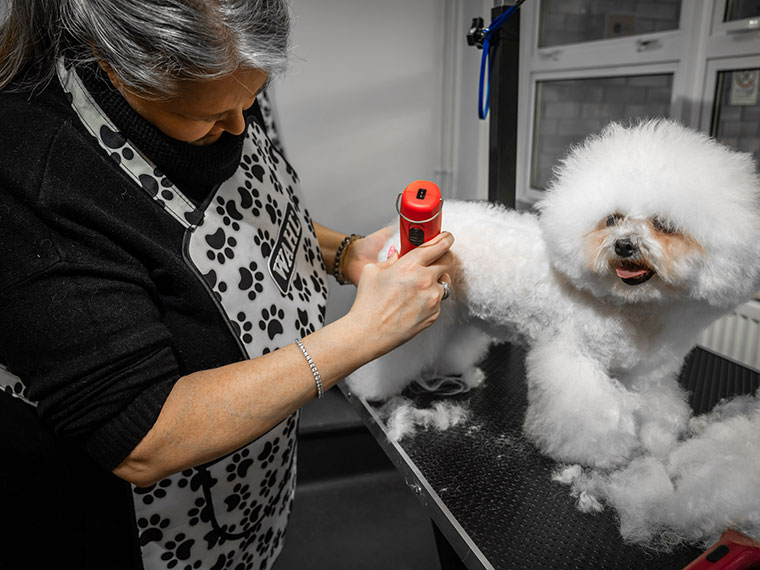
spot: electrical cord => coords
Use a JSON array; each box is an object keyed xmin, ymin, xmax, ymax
[{"xmin": 477, "ymin": 0, "xmax": 527, "ymax": 120}]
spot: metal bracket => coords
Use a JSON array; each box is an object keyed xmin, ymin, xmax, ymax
[{"xmin": 466, "ymin": 17, "xmax": 486, "ymax": 49}]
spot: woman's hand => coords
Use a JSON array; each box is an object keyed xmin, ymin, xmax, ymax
[
  {"xmin": 345, "ymin": 231, "xmax": 455, "ymax": 359},
  {"xmin": 341, "ymin": 225, "xmax": 396, "ymax": 285}
]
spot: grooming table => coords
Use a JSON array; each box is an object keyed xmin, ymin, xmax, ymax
[{"xmin": 340, "ymin": 344, "xmax": 760, "ymax": 570}]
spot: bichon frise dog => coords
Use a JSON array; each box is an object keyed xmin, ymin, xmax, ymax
[{"xmin": 346, "ymin": 119, "xmax": 760, "ymax": 469}]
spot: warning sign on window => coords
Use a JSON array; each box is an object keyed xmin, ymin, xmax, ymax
[{"xmin": 729, "ymin": 69, "xmax": 759, "ymax": 106}]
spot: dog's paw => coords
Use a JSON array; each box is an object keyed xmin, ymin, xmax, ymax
[
  {"xmin": 525, "ymin": 409, "xmax": 640, "ymax": 469},
  {"xmin": 636, "ymin": 386, "xmax": 691, "ymax": 458},
  {"xmin": 462, "ymin": 366, "xmax": 485, "ymax": 389},
  {"xmin": 524, "ymin": 340, "xmax": 641, "ymax": 468}
]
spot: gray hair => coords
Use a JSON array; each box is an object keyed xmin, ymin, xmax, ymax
[{"xmin": 0, "ymin": 0, "xmax": 291, "ymax": 97}]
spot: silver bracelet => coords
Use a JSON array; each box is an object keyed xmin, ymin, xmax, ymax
[{"xmin": 295, "ymin": 338, "xmax": 324, "ymax": 399}]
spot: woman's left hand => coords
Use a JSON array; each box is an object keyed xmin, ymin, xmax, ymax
[{"xmin": 342, "ymin": 225, "xmax": 396, "ymax": 285}]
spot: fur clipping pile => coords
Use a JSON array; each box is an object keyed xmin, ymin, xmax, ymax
[{"xmin": 555, "ymin": 389, "xmax": 760, "ymax": 549}]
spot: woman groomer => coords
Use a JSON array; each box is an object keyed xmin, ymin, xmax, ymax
[{"xmin": 0, "ymin": 1, "xmax": 453, "ymax": 568}]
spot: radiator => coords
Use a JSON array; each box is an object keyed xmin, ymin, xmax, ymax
[{"xmin": 697, "ymin": 300, "xmax": 760, "ymax": 371}]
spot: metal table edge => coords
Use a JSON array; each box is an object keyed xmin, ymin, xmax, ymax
[{"xmin": 338, "ymin": 382, "xmax": 495, "ymax": 570}]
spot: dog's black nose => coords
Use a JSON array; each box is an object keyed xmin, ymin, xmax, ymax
[{"xmin": 615, "ymin": 238, "xmax": 635, "ymax": 257}]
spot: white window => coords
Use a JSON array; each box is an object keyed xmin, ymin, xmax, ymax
[{"xmin": 516, "ymin": 0, "xmax": 760, "ymax": 204}]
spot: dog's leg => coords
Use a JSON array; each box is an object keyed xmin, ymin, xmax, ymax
[
  {"xmin": 344, "ymin": 308, "xmax": 459, "ymax": 401},
  {"xmin": 433, "ymin": 324, "xmax": 492, "ymax": 390},
  {"xmin": 630, "ymin": 367, "xmax": 691, "ymax": 459},
  {"xmin": 523, "ymin": 332, "xmax": 641, "ymax": 468}
]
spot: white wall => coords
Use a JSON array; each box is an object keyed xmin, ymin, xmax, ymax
[
  {"xmin": 275, "ymin": 0, "xmax": 490, "ymax": 320},
  {"xmin": 453, "ymin": 0, "xmax": 492, "ymax": 202}
]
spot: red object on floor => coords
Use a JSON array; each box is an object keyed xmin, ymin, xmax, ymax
[{"xmin": 682, "ymin": 529, "xmax": 760, "ymax": 570}]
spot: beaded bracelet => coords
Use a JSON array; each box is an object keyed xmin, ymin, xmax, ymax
[
  {"xmin": 295, "ymin": 338, "xmax": 323, "ymax": 399},
  {"xmin": 333, "ymin": 233, "xmax": 363, "ymax": 286}
]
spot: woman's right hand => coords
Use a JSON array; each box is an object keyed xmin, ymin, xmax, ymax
[{"xmin": 345, "ymin": 231, "xmax": 455, "ymax": 359}]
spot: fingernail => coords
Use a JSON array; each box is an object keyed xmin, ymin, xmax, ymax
[{"xmin": 386, "ymin": 245, "xmax": 397, "ymax": 259}]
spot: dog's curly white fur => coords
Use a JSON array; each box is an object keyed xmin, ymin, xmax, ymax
[{"xmin": 346, "ymin": 120, "xmax": 760, "ymax": 469}]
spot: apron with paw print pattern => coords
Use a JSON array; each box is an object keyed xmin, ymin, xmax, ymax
[{"xmin": 47, "ymin": 60, "xmax": 329, "ymax": 570}]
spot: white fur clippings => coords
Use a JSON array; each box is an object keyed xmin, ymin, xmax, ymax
[
  {"xmin": 346, "ymin": 120, "xmax": 760, "ymax": 545},
  {"xmin": 379, "ymin": 397, "xmax": 470, "ymax": 442},
  {"xmin": 555, "ymin": 389, "xmax": 760, "ymax": 549}
]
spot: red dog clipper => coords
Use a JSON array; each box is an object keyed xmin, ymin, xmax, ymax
[
  {"xmin": 396, "ymin": 180, "xmax": 443, "ymax": 256},
  {"xmin": 682, "ymin": 529, "xmax": 760, "ymax": 570}
]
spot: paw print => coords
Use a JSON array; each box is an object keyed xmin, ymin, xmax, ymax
[
  {"xmin": 241, "ymin": 153, "xmax": 265, "ymax": 183},
  {"xmin": 259, "ymin": 469, "xmax": 278, "ymax": 499},
  {"xmin": 280, "ymin": 438, "xmax": 295, "ymax": 468},
  {"xmin": 204, "ymin": 227, "xmax": 238, "ymax": 265},
  {"xmin": 225, "ymin": 448, "xmax": 254, "ymax": 482},
  {"xmin": 267, "ymin": 171, "xmax": 284, "ymax": 194},
  {"xmin": 208, "ymin": 552, "xmax": 233, "ymax": 570},
  {"xmin": 215, "ymin": 197, "xmax": 244, "ymax": 227},
  {"xmin": 309, "ymin": 270, "xmax": 326, "ymax": 296},
  {"xmin": 251, "ymin": 197, "xmax": 263, "ymax": 218},
  {"xmin": 159, "ymin": 532, "xmax": 196, "ymax": 569},
  {"xmin": 285, "ymin": 162, "xmax": 298, "ymax": 183},
  {"xmin": 137, "ymin": 514, "xmax": 171, "ymax": 547},
  {"xmin": 302, "ymin": 237, "xmax": 319, "ymax": 267},
  {"xmin": 317, "ymin": 304, "xmax": 327, "ymax": 325},
  {"xmin": 267, "ymin": 143, "xmax": 281, "ymax": 167},
  {"xmin": 133, "ymin": 478, "xmax": 173, "ymax": 505},
  {"xmin": 256, "ymin": 527, "xmax": 276, "ymax": 556},
  {"xmin": 295, "ymin": 308, "xmax": 314, "ymax": 338},
  {"xmin": 202, "ymin": 269, "xmax": 218, "ymax": 290},
  {"xmin": 284, "ymin": 415, "xmax": 297, "ymax": 438},
  {"xmin": 187, "ymin": 496, "xmax": 209, "ymax": 527},
  {"xmin": 292, "ymin": 274, "xmax": 312, "ymax": 303},
  {"xmin": 256, "ymin": 437, "xmax": 281, "ymax": 470},
  {"xmin": 237, "ymin": 181, "xmax": 262, "ymax": 216},
  {"xmin": 271, "ymin": 527, "xmax": 286, "ymax": 553},
  {"xmin": 264, "ymin": 194, "xmax": 282, "ymax": 225},
  {"xmin": 253, "ymin": 228, "xmax": 273, "ymax": 258},
  {"xmin": 224, "ymin": 482, "xmax": 252, "ymax": 512},
  {"xmin": 233, "ymin": 311, "xmax": 255, "ymax": 345},
  {"xmin": 238, "ymin": 550, "xmax": 256, "ymax": 570},
  {"xmin": 100, "ymin": 124, "xmax": 127, "ymax": 152},
  {"xmin": 238, "ymin": 262, "xmax": 265, "ymax": 301},
  {"xmin": 259, "ymin": 305, "xmax": 285, "ymax": 340},
  {"xmin": 244, "ymin": 500, "xmax": 263, "ymax": 527}
]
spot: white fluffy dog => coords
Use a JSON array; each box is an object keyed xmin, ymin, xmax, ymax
[{"xmin": 346, "ymin": 120, "xmax": 760, "ymax": 469}]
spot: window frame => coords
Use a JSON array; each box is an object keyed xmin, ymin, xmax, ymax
[
  {"xmin": 515, "ymin": 0, "xmax": 760, "ymax": 204},
  {"xmin": 700, "ymin": 54, "xmax": 760, "ymax": 132}
]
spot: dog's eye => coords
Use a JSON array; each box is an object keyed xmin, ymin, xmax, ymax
[
  {"xmin": 652, "ymin": 216, "xmax": 676, "ymax": 234},
  {"xmin": 606, "ymin": 213, "xmax": 623, "ymax": 227}
]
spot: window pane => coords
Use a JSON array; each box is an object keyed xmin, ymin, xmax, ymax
[
  {"xmin": 711, "ymin": 69, "xmax": 760, "ymax": 166},
  {"xmin": 539, "ymin": 0, "xmax": 682, "ymax": 48},
  {"xmin": 531, "ymin": 74, "xmax": 673, "ymax": 190},
  {"xmin": 724, "ymin": 0, "xmax": 760, "ymax": 21}
]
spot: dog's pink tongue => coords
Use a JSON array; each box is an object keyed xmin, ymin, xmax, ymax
[{"xmin": 616, "ymin": 267, "xmax": 648, "ymax": 279}]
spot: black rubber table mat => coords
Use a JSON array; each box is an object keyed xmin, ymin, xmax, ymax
[{"xmin": 343, "ymin": 344, "xmax": 760, "ymax": 570}]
